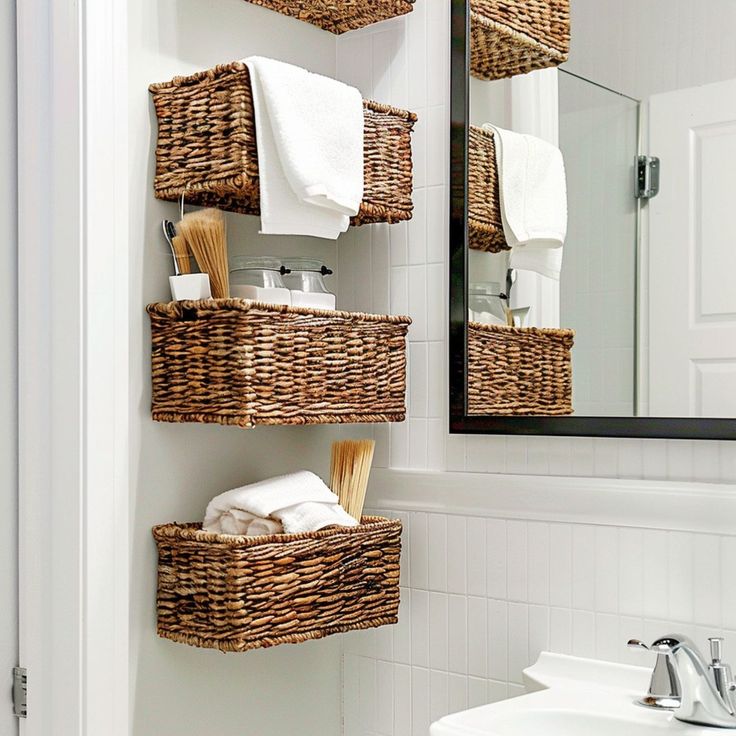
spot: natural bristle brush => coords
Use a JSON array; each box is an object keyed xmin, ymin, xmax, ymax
[
  {"xmin": 177, "ymin": 208, "xmax": 230, "ymax": 299},
  {"xmin": 330, "ymin": 439, "xmax": 376, "ymax": 522}
]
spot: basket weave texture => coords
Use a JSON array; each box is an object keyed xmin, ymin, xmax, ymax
[
  {"xmin": 147, "ymin": 299, "xmax": 411, "ymax": 428},
  {"xmin": 469, "ymin": 126, "xmax": 508, "ymax": 253},
  {"xmin": 153, "ymin": 517, "xmax": 402, "ymax": 652},
  {"xmin": 149, "ymin": 62, "xmax": 417, "ymax": 226},
  {"xmin": 243, "ymin": 0, "xmax": 415, "ymax": 34},
  {"xmin": 468, "ymin": 322, "xmax": 574, "ymax": 415},
  {"xmin": 471, "ymin": 0, "xmax": 570, "ymax": 81}
]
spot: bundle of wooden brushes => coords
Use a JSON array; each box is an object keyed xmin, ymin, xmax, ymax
[{"xmin": 163, "ymin": 208, "xmax": 230, "ymax": 300}]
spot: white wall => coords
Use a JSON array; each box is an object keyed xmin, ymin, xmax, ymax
[
  {"xmin": 0, "ymin": 2, "xmax": 17, "ymax": 734},
  {"xmin": 127, "ymin": 2, "xmax": 353, "ymax": 734},
  {"xmin": 566, "ymin": 0, "xmax": 736, "ymax": 101}
]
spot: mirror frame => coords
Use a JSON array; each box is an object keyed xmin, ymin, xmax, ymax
[{"xmin": 448, "ymin": 0, "xmax": 736, "ymax": 440}]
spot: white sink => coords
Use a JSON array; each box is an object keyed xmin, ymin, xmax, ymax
[{"xmin": 430, "ymin": 653, "xmax": 716, "ymax": 735}]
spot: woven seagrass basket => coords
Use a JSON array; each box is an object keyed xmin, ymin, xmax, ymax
[
  {"xmin": 153, "ymin": 517, "xmax": 402, "ymax": 652},
  {"xmin": 147, "ymin": 300, "xmax": 411, "ymax": 428},
  {"xmin": 243, "ymin": 0, "xmax": 415, "ymax": 34},
  {"xmin": 468, "ymin": 322, "xmax": 574, "ymax": 415},
  {"xmin": 470, "ymin": 0, "xmax": 570, "ymax": 81},
  {"xmin": 469, "ymin": 125, "xmax": 508, "ymax": 253},
  {"xmin": 149, "ymin": 62, "xmax": 417, "ymax": 226}
]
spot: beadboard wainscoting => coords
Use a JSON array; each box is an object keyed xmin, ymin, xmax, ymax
[{"xmin": 342, "ymin": 471, "xmax": 736, "ymax": 736}]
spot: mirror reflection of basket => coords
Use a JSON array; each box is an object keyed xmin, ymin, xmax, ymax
[
  {"xmin": 469, "ymin": 126, "xmax": 509, "ymax": 253},
  {"xmin": 470, "ymin": 0, "xmax": 570, "ymax": 81},
  {"xmin": 467, "ymin": 323, "xmax": 574, "ymax": 416}
]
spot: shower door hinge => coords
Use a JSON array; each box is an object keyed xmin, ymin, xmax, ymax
[
  {"xmin": 636, "ymin": 155, "xmax": 660, "ymax": 199},
  {"xmin": 12, "ymin": 667, "xmax": 27, "ymax": 718}
]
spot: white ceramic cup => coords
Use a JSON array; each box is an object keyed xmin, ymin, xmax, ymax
[{"xmin": 169, "ymin": 273, "xmax": 212, "ymax": 301}]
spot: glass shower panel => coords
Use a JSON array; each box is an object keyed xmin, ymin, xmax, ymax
[{"xmin": 558, "ymin": 73, "xmax": 640, "ymax": 416}]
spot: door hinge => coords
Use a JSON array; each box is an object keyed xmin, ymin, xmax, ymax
[
  {"xmin": 636, "ymin": 155, "xmax": 660, "ymax": 199},
  {"xmin": 12, "ymin": 667, "xmax": 27, "ymax": 719}
]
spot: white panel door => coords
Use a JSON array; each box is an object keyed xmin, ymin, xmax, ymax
[{"xmin": 648, "ymin": 78, "xmax": 736, "ymax": 416}]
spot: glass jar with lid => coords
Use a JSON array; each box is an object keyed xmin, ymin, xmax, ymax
[
  {"xmin": 280, "ymin": 257, "xmax": 336, "ymax": 310},
  {"xmin": 229, "ymin": 256, "xmax": 291, "ymax": 306}
]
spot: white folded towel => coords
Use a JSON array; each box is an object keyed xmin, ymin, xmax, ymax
[
  {"xmin": 217, "ymin": 509, "xmax": 284, "ymax": 536},
  {"xmin": 202, "ymin": 470, "xmax": 358, "ymax": 536},
  {"xmin": 244, "ymin": 56, "xmax": 365, "ymax": 240},
  {"xmin": 483, "ymin": 124, "xmax": 567, "ymax": 280},
  {"xmin": 274, "ymin": 501, "xmax": 358, "ymax": 534}
]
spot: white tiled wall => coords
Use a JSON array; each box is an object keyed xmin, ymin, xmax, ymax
[
  {"xmin": 335, "ymin": 0, "xmax": 736, "ymax": 480},
  {"xmin": 334, "ymin": 3, "xmax": 736, "ymax": 734},
  {"xmin": 343, "ymin": 507, "xmax": 736, "ymax": 736}
]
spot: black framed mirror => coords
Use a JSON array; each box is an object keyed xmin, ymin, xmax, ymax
[{"xmin": 449, "ymin": 0, "xmax": 736, "ymax": 439}]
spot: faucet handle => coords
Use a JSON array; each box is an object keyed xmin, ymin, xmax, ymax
[
  {"xmin": 627, "ymin": 637, "xmax": 682, "ymax": 710},
  {"xmin": 707, "ymin": 637, "xmax": 735, "ymax": 706},
  {"xmin": 710, "ymin": 637, "xmax": 724, "ymax": 663}
]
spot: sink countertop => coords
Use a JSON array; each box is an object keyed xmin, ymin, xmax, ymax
[{"xmin": 430, "ymin": 652, "xmax": 717, "ymax": 736}]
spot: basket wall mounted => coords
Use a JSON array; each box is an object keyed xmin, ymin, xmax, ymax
[
  {"xmin": 149, "ymin": 62, "xmax": 417, "ymax": 226},
  {"xmin": 470, "ymin": 0, "xmax": 570, "ymax": 81},
  {"xmin": 147, "ymin": 300, "xmax": 411, "ymax": 428},
  {"xmin": 152, "ymin": 517, "xmax": 402, "ymax": 652},
  {"xmin": 467, "ymin": 322, "xmax": 574, "ymax": 416},
  {"xmin": 469, "ymin": 125, "xmax": 508, "ymax": 253},
  {"xmin": 242, "ymin": 0, "xmax": 415, "ymax": 34}
]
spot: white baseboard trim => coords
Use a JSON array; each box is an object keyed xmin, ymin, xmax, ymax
[{"xmin": 367, "ymin": 469, "xmax": 736, "ymax": 535}]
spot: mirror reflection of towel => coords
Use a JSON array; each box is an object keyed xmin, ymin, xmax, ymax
[{"xmin": 483, "ymin": 124, "xmax": 567, "ymax": 280}]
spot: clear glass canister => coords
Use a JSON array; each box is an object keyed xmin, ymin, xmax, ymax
[
  {"xmin": 468, "ymin": 281, "xmax": 508, "ymax": 325},
  {"xmin": 280, "ymin": 257, "xmax": 336, "ymax": 310},
  {"xmin": 229, "ymin": 256, "xmax": 292, "ymax": 306}
]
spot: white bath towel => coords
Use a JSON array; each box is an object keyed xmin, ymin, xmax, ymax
[
  {"xmin": 216, "ymin": 509, "xmax": 284, "ymax": 537},
  {"xmin": 274, "ymin": 501, "xmax": 358, "ymax": 534},
  {"xmin": 202, "ymin": 470, "xmax": 357, "ymax": 536},
  {"xmin": 483, "ymin": 124, "xmax": 567, "ymax": 280},
  {"xmin": 245, "ymin": 56, "xmax": 364, "ymax": 240}
]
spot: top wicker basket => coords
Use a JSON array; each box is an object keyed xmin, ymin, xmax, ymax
[
  {"xmin": 149, "ymin": 62, "xmax": 417, "ymax": 226},
  {"xmin": 471, "ymin": 0, "xmax": 570, "ymax": 81},
  {"xmin": 243, "ymin": 0, "xmax": 415, "ymax": 34}
]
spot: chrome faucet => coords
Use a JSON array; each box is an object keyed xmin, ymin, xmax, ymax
[
  {"xmin": 635, "ymin": 634, "xmax": 736, "ymax": 728},
  {"xmin": 627, "ymin": 636, "xmax": 682, "ymax": 709}
]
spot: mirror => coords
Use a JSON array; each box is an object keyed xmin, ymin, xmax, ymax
[{"xmin": 450, "ymin": 0, "xmax": 736, "ymax": 439}]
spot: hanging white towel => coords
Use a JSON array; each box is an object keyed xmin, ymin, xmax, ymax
[
  {"xmin": 483, "ymin": 124, "xmax": 567, "ymax": 280},
  {"xmin": 202, "ymin": 470, "xmax": 358, "ymax": 536},
  {"xmin": 245, "ymin": 56, "xmax": 364, "ymax": 240}
]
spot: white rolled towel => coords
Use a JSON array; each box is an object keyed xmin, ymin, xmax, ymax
[{"xmin": 203, "ymin": 471, "xmax": 357, "ymax": 536}]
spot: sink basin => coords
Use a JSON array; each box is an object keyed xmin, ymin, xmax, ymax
[{"xmin": 430, "ymin": 653, "xmax": 716, "ymax": 735}]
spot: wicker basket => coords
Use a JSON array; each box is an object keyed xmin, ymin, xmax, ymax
[
  {"xmin": 147, "ymin": 299, "xmax": 411, "ymax": 428},
  {"xmin": 153, "ymin": 517, "xmax": 402, "ymax": 652},
  {"xmin": 149, "ymin": 62, "xmax": 417, "ymax": 226},
  {"xmin": 468, "ymin": 322, "xmax": 574, "ymax": 415},
  {"xmin": 243, "ymin": 0, "xmax": 415, "ymax": 34},
  {"xmin": 470, "ymin": 0, "xmax": 570, "ymax": 81},
  {"xmin": 469, "ymin": 125, "xmax": 508, "ymax": 253}
]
